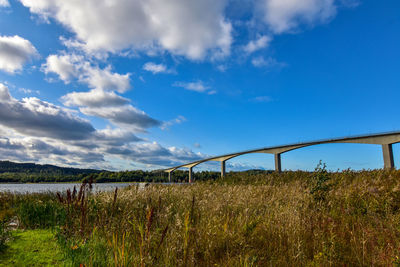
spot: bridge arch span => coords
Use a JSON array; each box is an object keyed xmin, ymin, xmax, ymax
[{"xmin": 162, "ymin": 132, "xmax": 400, "ymax": 182}]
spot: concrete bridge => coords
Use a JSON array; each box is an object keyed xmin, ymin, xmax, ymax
[{"xmin": 162, "ymin": 131, "xmax": 400, "ymax": 183}]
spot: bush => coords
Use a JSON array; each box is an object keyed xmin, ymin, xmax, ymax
[{"xmin": 309, "ymin": 161, "xmax": 332, "ymax": 203}]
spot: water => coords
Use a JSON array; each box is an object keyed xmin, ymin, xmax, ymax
[{"xmin": 0, "ymin": 183, "xmax": 141, "ymax": 194}]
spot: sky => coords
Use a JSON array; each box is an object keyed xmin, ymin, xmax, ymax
[{"xmin": 0, "ymin": 0, "xmax": 399, "ymax": 172}]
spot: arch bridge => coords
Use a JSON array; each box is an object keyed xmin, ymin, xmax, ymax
[{"xmin": 161, "ymin": 131, "xmax": 400, "ymax": 183}]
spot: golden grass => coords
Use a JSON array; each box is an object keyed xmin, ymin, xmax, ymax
[
  {"xmin": 52, "ymin": 169, "xmax": 400, "ymax": 266},
  {"xmin": 3, "ymin": 169, "xmax": 400, "ymax": 266}
]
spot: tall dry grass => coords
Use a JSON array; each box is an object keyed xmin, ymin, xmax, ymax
[
  {"xmin": 1, "ymin": 169, "xmax": 400, "ymax": 265},
  {"xmin": 50, "ymin": 168, "xmax": 400, "ymax": 266}
]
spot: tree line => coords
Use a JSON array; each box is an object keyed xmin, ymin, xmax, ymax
[{"xmin": 0, "ymin": 160, "xmax": 272, "ymax": 183}]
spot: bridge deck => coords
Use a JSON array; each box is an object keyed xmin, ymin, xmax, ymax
[{"xmin": 159, "ymin": 131, "xmax": 400, "ymax": 181}]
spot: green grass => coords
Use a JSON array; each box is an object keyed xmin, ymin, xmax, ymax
[{"xmin": 0, "ymin": 229, "xmax": 64, "ymax": 266}]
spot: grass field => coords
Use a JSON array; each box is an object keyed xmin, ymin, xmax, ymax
[
  {"xmin": 0, "ymin": 229, "xmax": 64, "ymax": 266},
  {"xmin": 1, "ymin": 166, "xmax": 400, "ymax": 266}
]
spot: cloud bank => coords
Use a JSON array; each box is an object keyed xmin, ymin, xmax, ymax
[{"xmin": 0, "ymin": 83, "xmax": 202, "ymax": 169}]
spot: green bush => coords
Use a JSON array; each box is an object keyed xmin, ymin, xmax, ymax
[{"xmin": 309, "ymin": 161, "xmax": 332, "ymax": 203}]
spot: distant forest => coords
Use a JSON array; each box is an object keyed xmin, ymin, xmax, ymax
[{"xmin": 0, "ymin": 160, "xmax": 241, "ymax": 183}]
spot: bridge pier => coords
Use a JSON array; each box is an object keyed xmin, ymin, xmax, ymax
[
  {"xmin": 274, "ymin": 153, "xmax": 282, "ymax": 173},
  {"xmin": 188, "ymin": 167, "xmax": 193, "ymax": 183},
  {"xmin": 221, "ymin": 160, "xmax": 226, "ymax": 178},
  {"xmin": 168, "ymin": 171, "xmax": 172, "ymax": 182},
  {"xmin": 382, "ymin": 144, "xmax": 394, "ymax": 169}
]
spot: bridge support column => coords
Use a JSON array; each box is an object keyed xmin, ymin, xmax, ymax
[
  {"xmin": 188, "ymin": 167, "xmax": 193, "ymax": 183},
  {"xmin": 275, "ymin": 153, "xmax": 282, "ymax": 173},
  {"xmin": 168, "ymin": 171, "xmax": 171, "ymax": 183},
  {"xmin": 382, "ymin": 144, "xmax": 394, "ymax": 169},
  {"xmin": 221, "ymin": 160, "xmax": 226, "ymax": 178}
]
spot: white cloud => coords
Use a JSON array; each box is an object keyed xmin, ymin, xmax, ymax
[
  {"xmin": 80, "ymin": 105, "xmax": 161, "ymax": 132},
  {"xmin": 244, "ymin": 35, "xmax": 272, "ymax": 54},
  {"xmin": 251, "ymin": 56, "xmax": 286, "ymax": 69},
  {"xmin": 94, "ymin": 127, "xmax": 142, "ymax": 145},
  {"xmin": 173, "ymin": 80, "xmax": 214, "ymax": 94},
  {"xmin": 106, "ymin": 142, "xmax": 206, "ymax": 166},
  {"xmin": 19, "ymin": 88, "xmax": 40, "ymax": 95},
  {"xmin": 0, "ymin": 83, "xmax": 95, "ymax": 140},
  {"xmin": 20, "ymin": 0, "xmax": 232, "ymax": 60},
  {"xmin": 0, "ymin": 35, "xmax": 38, "ymax": 73},
  {"xmin": 84, "ymin": 65, "xmax": 131, "ymax": 93},
  {"xmin": 0, "ymin": 83, "xmax": 206, "ymax": 169},
  {"xmin": 260, "ymin": 0, "xmax": 337, "ymax": 33},
  {"xmin": 61, "ymin": 87, "xmax": 160, "ymax": 132},
  {"xmin": 43, "ymin": 53, "xmax": 131, "ymax": 93},
  {"xmin": 62, "ymin": 89, "xmax": 130, "ymax": 108},
  {"xmin": 0, "ymin": 0, "xmax": 9, "ymax": 7},
  {"xmin": 161, "ymin": 115, "xmax": 186, "ymax": 130},
  {"xmin": 250, "ymin": 96, "xmax": 273, "ymax": 102},
  {"xmin": 42, "ymin": 54, "xmax": 81, "ymax": 82},
  {"xmin": 143, "ymin": 62, "xmax": 174, "ymax": 74},
  {"xmin": 216, "ymin": 64, "xmax": 228, "ymax": 72},
  {"xmin": 44, "ymin": 53, "xmax": 161, "ymax": 132}
]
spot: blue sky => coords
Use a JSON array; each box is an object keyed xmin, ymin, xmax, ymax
[{"xmin": 0, "ymin": 0, "xmax": 399, "ymax": 171}]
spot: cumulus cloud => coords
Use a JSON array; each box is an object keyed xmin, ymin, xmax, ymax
[
  {"xmin": 260, "ymin": 0, "xmax": 337, "ymax": 33},
  {"xmin": 0, "ymin": 83, "xmax": 206, "ymax": 169},
  {"xmin": 106, "ymin": 142, "xmax": 205, "ymax": 166},
  {"xmin": 20, "ymin": 0, "xmax": 232, "ymax": 60},
  {"xmin": 44, "ymin": 53, "xmax": 160, "ymax": 132},
  {"xmin": 94, "ymin": 127, "xmax": 142, "ymax": 145},
  {"xmin": 0, "ymin": 0, "xmax": 9, "ymax": 7},
  {"xmin": 143, "ymin": 62, "xmax": 173, "ymax": 74},
  {"xmin": 0, "ymin": 35, "xmax": 38, "ymax": 73},
  {"xmin": 0, "ymin": 135, "xmax": 106, "ymax": 166},
  {"xmin": 173, "ymin": 81, "xmax": 215, "ymax": 94},
  {"xmin": 80, "ymin": 105, "xmax": 161, "ymax": 131},
  {"xmin": 84, "ymin": 65, "xmax": 131, "ymax": 93},
  {"xmin": 43, "ymin": 53, "xmax": 131, "ymax": 92},
  {"xmin": 62, "ymin": 89, "xmax": 130, "ymax": 108},
  {"xmin": 244, "ymin": 35, "xmax": 272, "ymax": 54},
  {"xmin": 61, "ymin": 87, "xmax": 160, "ymax": 132},
  {"xmin": 0, "ymin": 83, "xmax": 95, "ymax": 140},
  {"xmin": 42, "ymin": 54, "xmax": 81, "ymax": 82}
]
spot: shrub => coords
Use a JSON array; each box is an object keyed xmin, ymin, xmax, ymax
[{"xmin": 309, "ymin": 161, "xmax": 332, "ymax": 203}]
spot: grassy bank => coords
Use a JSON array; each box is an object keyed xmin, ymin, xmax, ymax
[{"xmin": 1, "ymin": 167, "xmax": 400, "ymax": 266}]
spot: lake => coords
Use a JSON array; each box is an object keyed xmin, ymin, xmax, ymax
[{"xmin": 0, "ymin": 183, "xmax": 142, "ymax": 194}]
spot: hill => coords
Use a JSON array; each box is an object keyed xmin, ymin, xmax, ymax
[
  {"xmin": 0, "ymin": 160, "xmax": 103, "ymax": 183},
  {"xmin": 0, "ymin": 160, "xmax": 102, "ymax": 175}
]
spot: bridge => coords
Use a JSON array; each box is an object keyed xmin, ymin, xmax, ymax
[{"xmin": 162, "ymin": 131, "xmax": 400, "ymax": 183}]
